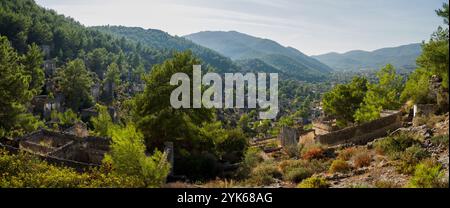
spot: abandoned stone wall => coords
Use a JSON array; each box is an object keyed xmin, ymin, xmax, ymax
[
  {"xmin": 49, "ymin": 136, "xmax": 110, "ymax": 164},
  {"xmin": 413, "ymin": 104, "xmax": 438, "ymax": 117},
  {"xmin": 13, "ymin": 129, "xmax": 111, "ymax": 165},
  {"xmin": 17, "ymin": 130, "xmax": 75, "ymax": 155},
  {"xmin": 298, "ymin": 130, "xmax": 316, "ymax": 146},
  {"xmin": 279, "ymin": 127, "xmax": 299, "ymax": 147},
  {"xmin": 19, "ymin": 141, "xmax": 56, "ymax": 155},
  {"xmin": 0, "ymin": 143, "xmax": 99, "ymax": 172},
  {"xmin": 316, "ymin": 111, "xmax": 402, "ymax": 146},
  {"xmin": 312, "ymin": 120, "xmax": 339, "ymax": 135}
]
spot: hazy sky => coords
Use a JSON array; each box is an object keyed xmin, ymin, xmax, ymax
[{"xmin": 35, "ymin": 0, "xmax": 446, "ymax": 55}]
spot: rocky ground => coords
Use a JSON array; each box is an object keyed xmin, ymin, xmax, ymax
[
  {"xmin": 164, "ymin": 114, "xmax": 449, "ymax": 188},
  {"xmin": 327, "ymin": 115, "xmax": 449, "ymax": 188}
]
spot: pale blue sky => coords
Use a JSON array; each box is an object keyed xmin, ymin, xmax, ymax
[{"xmin": 35, "ymin": 0, "xmax": 446, "ymax": 55}]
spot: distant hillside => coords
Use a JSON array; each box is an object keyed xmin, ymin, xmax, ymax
[
  {"xmin": 184, "ymin": 31, "xmax": 333, "ymax": 81},
  {"xmin": 235, "ymin": 58, "xmax": 286, "ymax": 76},
  {"xmin": 312, "ymin": 43, "xmax": 422, "ymax": 71},
  {"xmin": 91, "ymin": 26, "xmax": 240, "ymax": 73},
  {"xmin": 0, "ymin": 0, "xmax": 169, "ymax": 71}
]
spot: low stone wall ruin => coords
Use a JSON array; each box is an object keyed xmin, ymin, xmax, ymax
[
  {"xmin": 315, "ymin": 111, "xmax": 403, "ymax": 146},
  {"xmin": 278, "ymin": 127, "xmax": 300, "ymax": 147},
  {"xmin": 9, "ymin": 129, "xmax": 111, "ymax": 168}
]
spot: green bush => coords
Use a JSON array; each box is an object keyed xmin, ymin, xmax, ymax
[
  {"xmin": 297, "ymin": 176, "xmax": 330, "ymax": 188},
  {"xmin": 374, "ymin": 132, "xmax": 421, "ymax": 159},
  {"xmin": 407, "ymin": 159, "xmax": 448, "ymax": 188},
  {"xmin": 397, "ymin": 145, "xmax": 430, "ymax": 174},
  {"xmin": 176, "ymin": 152, "xmax": 222, "ymax": 181},
  {"xmin": 50, "ymin": 109, "xmax": 81, "ymax": 129},
  {"xmin": 430, "ymin": 135, "xmax": 449, "ymax": 147},
  {"xmin": 283, "ymin": 167, "xmax": 313, "ymax": 183},
  {"xmin": 216, "ymin": 129, "xmax": 249, "ymax": 164},
  {"xmin": 0, "ymin": 149, "xmax": 144, "ymax": 188},
  {"xmin": 284, "ymin": 144, "xmax": 302, "ymax": 158},
  {"xmin": 104, "ymin": 125, "xmax": 170, "ymax": 187},
  {"xmin": 329, "ymin": 159, "xmax": 352, "ymax": 173},
  {"xmin": 90, "ymin": 104, "xmax": 116, "ymax": 137},
  {"xmin": 248, "ymin": 162, "xmax": 282, "ymax": 186},
  {"xmin": 236, "ymin": 147, "xmax": 264, "ymax": 178},
  {"xmin": 279, "ymin": 159, "xmax": 330, "ymax": 180}
]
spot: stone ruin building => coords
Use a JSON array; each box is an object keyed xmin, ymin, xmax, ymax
[
  {"xmin": 0, "ymin": 128, "xmax": 110, "ymax": 171},
  {"xmin": 279, "ymin": 110, "xmax": 405, "ymax": 148},
  {"xmin": 81, "ymin": 106, "xmax": 118, "ymax": 123},
  {"xmin": 30, "ymin": 94, "xmax": 64, "ymax": 120}
]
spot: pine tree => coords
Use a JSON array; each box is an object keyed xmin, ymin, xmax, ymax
[
  {"xmin": 22, "ymin": 43, "xmax": 45, "ymax": 94},
  {"xmin": 0, "ymin": 36, "xmax": 42, "ymax": 137},
  {"xmin": 133, "ymin": 51, "xmax": 214, "ymax": 149},
  {"xmin": 57, "ymin": 59, "xmax": 94, "ymax": 111},
  {"xmin": 355, "ymin": 64, "xmax": 403, "ymax": 123}
]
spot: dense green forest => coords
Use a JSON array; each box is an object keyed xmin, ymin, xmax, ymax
[{"xmin": 92, "ymin": 26, "xmax": 239, "ymax": 74}]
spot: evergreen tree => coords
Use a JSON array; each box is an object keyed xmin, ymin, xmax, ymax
[
  {"xmin": 102, "ymin": 62, "xmax": 121, "ymax": 103},
  {"xmin": 104, "ymin": 124, "xmax": 170, "ymax": 188},
  {"xmin": 0, "ymin": 36, "xmax": 42, "ymax": 137},
  {"xmin": 133, "ymin": 51, "xmax": 214, "ymax": 149},
  {"xmin": 57, "ymin": 59, "xmax": 94, "ymax": 111},
  {"xmin": 401, "ymin": 3, "xmax": 449, "ymax": 108},
  {"xmin": 355, "ymin": 64, "xmax": 403, "ymax": 123},
  {"xmin": 22, "ymin": 43, "xmax": 45, "ymax": 94},
  {"xmin": 322, "ymin": 76, "xmax": 368, "ymax": 127},
  {"xmin": 91, "ymin": 104, "xmax": 115, "ymax": 137}
]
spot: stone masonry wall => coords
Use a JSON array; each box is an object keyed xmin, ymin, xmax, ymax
[{"xmin": 315, "ymin": 111, "xmax": 402, "ymax": 146}]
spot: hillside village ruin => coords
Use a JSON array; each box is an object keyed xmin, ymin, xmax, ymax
[{"xmin": 0, "ymin": 44, "xmax": 448, "ymax": 179}]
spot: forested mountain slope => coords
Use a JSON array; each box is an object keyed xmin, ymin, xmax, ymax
[{"xmin": 312, "ymin": 43, "xmax": 422, "ymax": 72}]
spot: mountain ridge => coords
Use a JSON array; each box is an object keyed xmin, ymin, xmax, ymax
[
  {"xmin": 91, "ymin": 26, "xmax": 240, "ymax": 73},
  {"xmin": 312, "ymin": 43, "xmax": 422, "ymax": 71},
  {"xmin": 184, "ymin": 31, "xmax": 333, "ymax": 81}
]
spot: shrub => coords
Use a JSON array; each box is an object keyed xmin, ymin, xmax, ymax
[
  {"xmin": 329, "ymin": 159, "xmax": 352, "ymax": 173},
  {"xmin": 283, "ymin": 167, "xmax": 314, "ymax": 183},
  {"xmin": 284, "ymin": 144, "xmax": 302, "ymax": 158},
  {"xmin": 353, "ymin": 151, "xmax": 372, "ymax": 168},
  {"xmin": 90, "ymin": 104, "xmax": 116, "ymax": 137},
  {"xmin": 236, "ymin": 147, "xmax": 264, "ymax": 178},
  {"xmin": 176, "ymin": 152, "xmax": 222, "ymax": 181},
  {"xmin": 396, "ymin": 145, "xmax": 430, "ymax": 174},
  {"xmin": 297, "ymin": 176, "xmax": 330, "ymax": 188},
  {"xmin": 414, "ymin": 114, "xmax": 447, "ymax": 128},
  {"xmin": 0, "ymin": 149, "xmax": 143, "ymax": 188},
  {"xmin": 279, "ymin": 159, "xmax": 330, "ymax": 176},
  {"xmin": 407, "ymin": 159, "xmax": 448, "ymax": 188},
  {"xmin": 301, "ymin": 145, "xmax": 326, "ymax": 160},
  {"xmin": 51, "ymin": 109, "xmax": 81, "ymax": 129},
  {"xmin": 430, "ymin": 135, "xmax": 449, "ymax": 147},
  {"xmin": 279, "ymin": 160, "xmax": 300, "ymax": 173},
  {"xmin": 216, "ymin": 129, "xmax": 249, "ymax": 164},
  {"xmin": 104, "ymin": 125, "xmax": 170, "ymax": 187},
  {"xmin": 374, "ymin": 132, "xmax": 421, "ymax": 159},
  {"xmin": 374, "ymin": 180, "xmax": 399, "ymax": 188},
  {"xmin": 248, "ymin": 162, "xmax": 282, "ymax": 186},
  {"xmin": 338, "ymin": 147, "xmax": 358, "ymax": 161}
]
